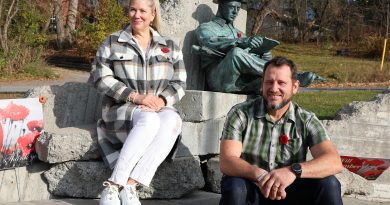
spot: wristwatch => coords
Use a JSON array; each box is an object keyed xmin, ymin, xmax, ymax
[{"xmin": 291, "ymin": 163, "xmax": 302, "ymax": 178}]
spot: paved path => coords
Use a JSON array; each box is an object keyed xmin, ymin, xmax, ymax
[
  {"xmin": 0, "ymin": 67, "xmax": 89, "ymax": 93},
  {"xmin": 1, "ymin": 191, "xmax": 389, "ymax": 205}
]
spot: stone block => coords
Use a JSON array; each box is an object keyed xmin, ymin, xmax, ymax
[
  {"xmin": 43, "ymin": 161, "xmax": 110, "ymax": 198},
  {"xmin": 35, "ymin": 124, "xmax": 100, "ymax": 164},
  {"xmin": 323, "ymin": 120, "xmax": 390, "ymax": 159},
  {"xmin": 0, "ymin": 162, "xmax": 51, "ymax": 203},
  {"xmin": 175, "ymin": 90, "xmax": 248, "ymax": 122},
  {"xmin": 44, "ymin": 157, "xmax": 204, "ymax": 199},
  {"xmin": 178, "ymin": 118, "xmax": 225, "ymax": 157},
  {"xmin": 376, "ymin": 169, "xmax": 390, "ymax": 184},
  {"xmin": 138, "ymin": 157, "xmax": 205, "ymax": 199},
  {"xmin": 206, "ymin": 157, "xmax": 222, "ymax": 193},
  {"xmin": 26, "ymin": 82, "xmax": 102, "ymax": 131},
  {"xmin": 336, "ymin": 168, "xmax": 374, "ymax": 196}
]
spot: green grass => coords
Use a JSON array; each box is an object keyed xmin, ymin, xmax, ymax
[
  {"xmin": 0, "ymin": 58, "xmax": 58, "ymax": 80},
  {"xmin": 273, "ymin": 43, "xmax": 390, "ymax": 83},
  {"xmin": 294, "ymin": 90, "xmax": 382, "ymax": 119}
]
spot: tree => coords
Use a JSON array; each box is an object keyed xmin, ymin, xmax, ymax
[
  {"xmin": 54, "ymin": 0, "xmax": 66, "ymax": 49},
  {"xmin": 65, "ymin": 0, "xmax": 78, "ymax": 45},
  {"xmin": 54, "ymin": 0, "xmax": 79, "ymax": 49},
  {"xmin": 0, "ymin": 0, "xmax": 19, "ymax": 54},
  {"xmin": 248, "ymin": 0, "xmax": 278, "ymax": 36}
]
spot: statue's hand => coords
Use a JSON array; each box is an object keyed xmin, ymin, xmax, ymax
[
  {"xmin": 247, "ymin": 36, "xmax": 263, "ymax": 49},
  {"xmin": 239, "ymin": 36, "xmax": 263, "ymax": 49},
  {"xmin": 261, "ymin": 51, "xmax": 272, "ymax": 61}
]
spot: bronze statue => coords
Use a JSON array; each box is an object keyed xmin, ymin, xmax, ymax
[{"xmin": 194, "ymin": 0, "xmax": 324, "ymax": 94}]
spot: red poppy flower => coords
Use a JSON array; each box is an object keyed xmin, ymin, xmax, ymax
[
  {"xmin": 0, "ymin": 123, "xmax": 3, "ymax": 151},
  {"xmin": 0, "ymin": 108, "xmax": 6, "ymax": 120},
  {"xmin": 237, "ymin": 32, "xmax": 243, "ymax": 38},
  {"xmin": 17, "ymin": 131, "xmax": 40, "ymax": 157},
  {"xmin": 4, "ymin": 102, "xmax": 29, "ymax": 121},
  {"xmin": 27, "ymin": 120, "xmax": 44, "ymax": 132},
  {"xmin": 1, "ymin": 147, "xmax": 15, "ymax": 155},
  {"xmin": 279, "ymin": 134, "xmax": 289, "ymax": 145},
  {"xmin": 161, "ymin": 47, "xmax": 170, "ymax": 53},
  {"xmin": 39, "ymin": 96, "xmax": 46, "ymax": 104}
]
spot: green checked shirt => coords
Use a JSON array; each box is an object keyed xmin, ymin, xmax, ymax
[{"xmin": 221, "ymin": 97, "xmax": 330, "ymax": 171}]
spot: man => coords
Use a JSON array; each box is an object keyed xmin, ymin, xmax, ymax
[
  {"xmin": 195, "ymin": 0, "xmax": 323, "ymax": 94},
  {"xmin": 219, "ymin": 56, "xmax": 344, "ymax": 205}
]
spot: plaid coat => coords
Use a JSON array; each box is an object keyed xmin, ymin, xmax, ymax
[{"xmin": 90, "ymin": 25, "xmax": 187, "ymax": 169}]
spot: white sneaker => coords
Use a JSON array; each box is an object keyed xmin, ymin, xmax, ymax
[
  {"xmin": 119, "ymin": 184, "xmax": 141, "ymax": 205},
  {"xmin": 99, "ymin": 181, "xmax": 120, "ymax": 205}
]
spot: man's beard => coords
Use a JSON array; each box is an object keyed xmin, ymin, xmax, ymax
[{"xmin": 265, "ymin": 96, "xmax": 292, "ymax": 111}]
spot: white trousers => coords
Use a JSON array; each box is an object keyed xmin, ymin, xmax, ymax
[{"xmin": 109, "ymin": 108, "xmax": 182, "ymax": 187}]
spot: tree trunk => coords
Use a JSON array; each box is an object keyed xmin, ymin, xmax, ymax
[
  {"xmin": 0, "ymin": 0, "xmax": 19, "ymax": 54},
  {"xmin": 54, "ymin": 0, "xmax": 66, "ymax": 49},
  {"xmin": 65, "ymin": 0, "xmax": 78, "ymax": 45},
  {"xmin": 250, "ymin": 0, "xmax": 275, "ymax": 36}
]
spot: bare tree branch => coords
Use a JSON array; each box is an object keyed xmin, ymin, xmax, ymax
[{"xmin": 250, "ymin": 0, "xmax": 275, "ymax": 35}]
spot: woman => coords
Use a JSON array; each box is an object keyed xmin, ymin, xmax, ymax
[{"xmin": 89, "ymin": 0, "xmax": 186, "ymax": 204}]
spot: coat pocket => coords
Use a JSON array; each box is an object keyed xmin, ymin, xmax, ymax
[{"xmin": 111, "ymin": 52, "xmax": 134, "ymax": 61}]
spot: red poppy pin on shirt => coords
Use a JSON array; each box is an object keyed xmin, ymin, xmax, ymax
[
  {"xmin": 279, "ymin": 134, "xmax": 289, "ymax": 145},
  {"xmin": 161, "ymin": 47, "xmax": 170, "ymax": 53},
  {"xmin": 237, "ymin": 32, "xmax": 243, "ymax": 38}
]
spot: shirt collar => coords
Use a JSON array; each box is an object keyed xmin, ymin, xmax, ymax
[
  {"xmin": 212, "ymin": 16, "xmax": 234, "ymax": 27},
  {"xmin": 254, "ymin": 97, "xmax": 297, "ymax": 123},
  {"xmin": 117, "ymin": 24, "xmax": 167, "ymax": 46}
]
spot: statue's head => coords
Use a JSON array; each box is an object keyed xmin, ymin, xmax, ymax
[{"xmin": 216, "ymin": 0, "xmax": 242, "ymax": 24}]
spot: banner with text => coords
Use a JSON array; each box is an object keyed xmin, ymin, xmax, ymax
[{"xmin": 341, "ymin": 155, "xmax": 390, "ymax": 180}]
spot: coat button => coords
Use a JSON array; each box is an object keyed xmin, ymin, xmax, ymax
[{"xmin": 120, "ymin": 56, "xmax": 123, "ymax": 59}]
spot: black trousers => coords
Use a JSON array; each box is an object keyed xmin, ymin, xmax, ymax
[{"xmin": 219, "ymin": 175, "xmax": 343, "ymax": 205}]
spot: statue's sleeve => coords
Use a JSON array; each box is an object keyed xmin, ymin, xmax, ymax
[
  {"xmin": 90, "ymin": 36, "xmax": 134, "ymax": 103},
  {"xmin": 159, "ymin": 41, "xmax": 187, "ymax": 107},
  {"xmin": 196, "ymin": 23, "xmax": 242, "ymax": 54}
]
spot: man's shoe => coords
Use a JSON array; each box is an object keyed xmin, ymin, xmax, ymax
[
  {"xmin": 99, "ymin": 181, "xmax": 120, "ymax": 205},
  {"xmin": 119, "ymin": 184, "xmax": 141, "ymax": 205}
]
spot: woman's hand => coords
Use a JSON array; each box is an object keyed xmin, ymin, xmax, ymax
[{"xmin": 135, "ymin": 94, "xmax": 166, "ymax": 111}]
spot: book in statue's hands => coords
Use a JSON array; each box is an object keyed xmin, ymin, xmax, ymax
[{"xmin": 249, "ymin": 37, "xmax": 280, "ymax": 54}]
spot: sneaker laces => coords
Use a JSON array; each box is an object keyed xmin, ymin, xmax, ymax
[
  {"xmin": 122, "ymin": 184, "xmax": 139, "ymax": 200},
  {"xmin": 102, "ymin": 181, "xmax": 119, "ymax": 199}
]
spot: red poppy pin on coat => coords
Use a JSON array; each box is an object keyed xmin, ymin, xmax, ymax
[{"xmin": 161, "ymin": 47, "xmax": 170, "ymax": 53}]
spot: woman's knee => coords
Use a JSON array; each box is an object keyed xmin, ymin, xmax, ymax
[
  {"xmin": 159, "ymin": 110, "xmax": 182, "ymax": 133},
  {"xmin": 133, "ymin": 110, "xmax": 160, "ymax": 128}
]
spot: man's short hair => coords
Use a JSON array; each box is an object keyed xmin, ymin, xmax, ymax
[{"xmin": 263, "ymin": 56, "xmax": 298, "ymax": 80}]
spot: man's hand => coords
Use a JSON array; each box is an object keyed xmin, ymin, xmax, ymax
[
  {"xmin": 257, "ymin": 167, "xmax": 296, "ymax": 200},
  {"xmin": 135, "ymin": 94, "xmax": 165, "ymax": 111}
]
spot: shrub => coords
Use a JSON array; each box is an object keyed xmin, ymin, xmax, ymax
[
  {"xmin": 356, "ymin": 34, "xmax": 385, "ymax": 58},
  {"xmin": 76, "ymin": 0, "xmax": 128, "ymax": 61},
  {"xmin": 0, "ymin": 1, "xmax": 50, "ymax": 78}
]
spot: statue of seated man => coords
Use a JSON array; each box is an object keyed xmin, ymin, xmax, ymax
[{"xmin": 194, "ymin": 0, "xmax": 324, "ymax": 94}]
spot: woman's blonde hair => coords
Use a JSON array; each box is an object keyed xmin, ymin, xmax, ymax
[{"xmin": 129, "ymin": 0, "xmax": 161, "ymax": 33}]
